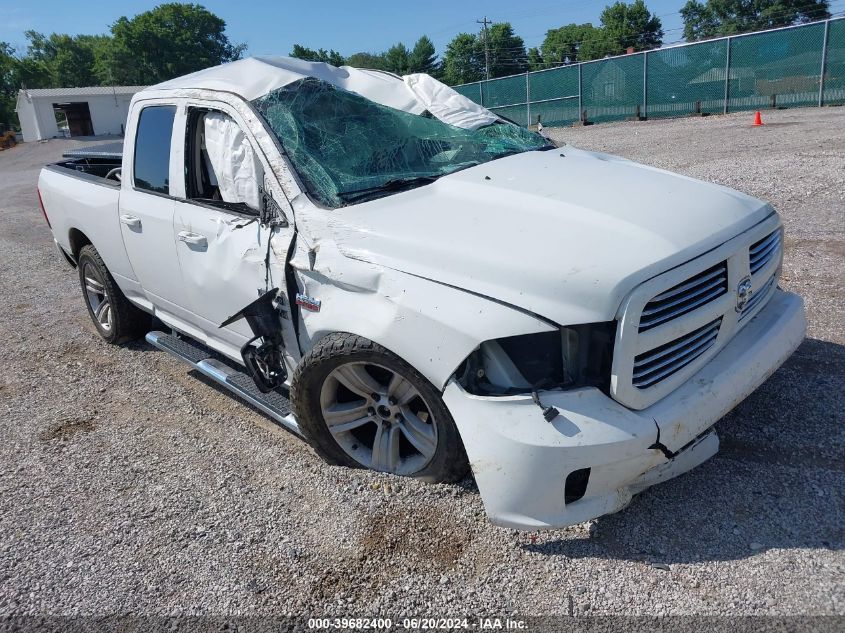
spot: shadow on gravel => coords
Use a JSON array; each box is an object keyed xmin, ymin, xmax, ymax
[{"xmin": 524, "ymin": 337, "xmax": 845, "ymax": 564}]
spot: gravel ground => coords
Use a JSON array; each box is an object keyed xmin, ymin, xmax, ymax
[{"xmin": 0, "ymin": 107, "xmax": 843, "ymax": 619}]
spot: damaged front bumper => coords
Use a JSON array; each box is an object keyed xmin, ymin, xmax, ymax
[{"xmin": 443, "ymin": 289, "xmax": 806, "ymax": 530}]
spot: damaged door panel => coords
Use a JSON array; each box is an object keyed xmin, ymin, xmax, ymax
[{"xmin": 171, "ymin": 103, "xmax": 297, "ymax": 363}]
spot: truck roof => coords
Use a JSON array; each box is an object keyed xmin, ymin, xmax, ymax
[
  {"xmin": 146, "ymin": 56, "xmax": 499, "ymax": 130},
  {"xmin": 149, "ymin": 56, "xmax": 419, "ymax": 106}
]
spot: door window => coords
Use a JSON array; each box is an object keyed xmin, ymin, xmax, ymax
[
  {"xmin": 184, "ymin": 109, "xmax": 263, "ymax": 214},
  {"xmin": 133, "ymin": 105, "xmax": 176, "ymax": 194}
]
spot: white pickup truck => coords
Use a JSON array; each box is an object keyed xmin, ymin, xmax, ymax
[{"xmin": 38, "ymin": 57, "xmax": 806, "ymax": 530}]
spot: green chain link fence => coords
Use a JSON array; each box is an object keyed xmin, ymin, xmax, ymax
[{"xmin": 454, "ymin": 17, "xmax": 845, "ymax": 127}]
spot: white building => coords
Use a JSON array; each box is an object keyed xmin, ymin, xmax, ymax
[{"xmin": 15, "ymin": 86, "xmax": 147, "ymax": 142}]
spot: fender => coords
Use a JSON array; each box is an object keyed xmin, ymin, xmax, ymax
[{"xmin": 290, "ymin": 237, "xmax": 557, "ymax": 390}]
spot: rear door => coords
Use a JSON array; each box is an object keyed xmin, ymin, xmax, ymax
[
  {"xmin": 170, "ymin": 103, "xmax": 295, "ymax": 359},
  {"xmin": 119, "ymin": 102, "xmax": 191, "ymax": 319}
]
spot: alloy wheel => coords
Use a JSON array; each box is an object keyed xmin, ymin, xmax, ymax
[
  {"xmin": 319, "ymin": 362, "xmax": 438, "ymax": 475},
  {"xmin": 82, "ymin": 263, "xmax": 113, "ymax": 332}
]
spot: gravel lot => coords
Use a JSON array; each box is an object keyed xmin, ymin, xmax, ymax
[{"xmin": 0, "ymin": 107, "xmax": 842, "ymax": 618}]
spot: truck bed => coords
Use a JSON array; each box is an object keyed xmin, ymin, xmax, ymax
[{"xmin": 51, "ymin": 141, "xmax": 124, "ymax": 182}]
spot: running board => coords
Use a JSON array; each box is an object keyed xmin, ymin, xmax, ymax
[{"xmin": 145, "ymin": 331, "xmax": 301, "ymax": 437}]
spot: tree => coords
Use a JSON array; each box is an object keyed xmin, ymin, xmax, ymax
[
  {"xmin": 104, "ymin": 3, "xmax": 245, "ymax": 85},
  {"xmin": 346, "ymin": 52, "xmax": 387, "ymax": 70},
  {"xmin": 442, "ymin": 22, "xmax": 530, "ymax": 85},
  {"xmin": 383, "ymin": 42, "xmax": 411, "ymax": 74},
  {"xmin": 539, "ymin": 2, "xmax": 663, "ymax": 64},
  {"xmin": 541, "ymin": 23, "xmax": 604, "ymax": 64},
  {"xmin": 600, "ymin": 0, "xmax": 664, "ymax": 52},
  {"xmin": 408, "ymin": 36, "xmax": 438, "ymax": 75},
  {"xmin": 290, "ymin": 44, "xmax": 345, "ymax": 66},
  {"xmin": 23, "ymin": 31, "xmax": 105, "ymax": 87},
  {"xmin": 485, "ymin": 22, "xmax": 528, "ymax": 77},
  {"xmin": 0, "ymin": 42, "xmax": 17, "ymax": 125},
  {"xmin": 681, "ymin": 0, "xmax": 830, "ymax": 40},
  {"xmin": 527, "ymin": 47, "xmax": 544, "ymax": 71},
  {"xmin": 442, "ymin": 33, "xmax": 483, "ymax": 85}
]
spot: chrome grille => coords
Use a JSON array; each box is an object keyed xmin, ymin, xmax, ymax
[
  {"xmin": 633, "ymin": 318, "xmax": 722, "ymax": 389},
  {"xmin": 750, "ymin": 229, "xmax": 782, "ymax": 276},
  {"xmin": 740, "ymin": 275, "xmax": 776, "ymax": 322},
  {"xmin": 638, "ymin": 262, "xmax": 728, "ymax": 332}
]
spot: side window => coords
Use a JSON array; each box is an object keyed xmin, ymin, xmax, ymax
[
  {"xmin": 133, "ymin": 105, "xmax": 176, "ymax": 194},
  {"xmin": 185, "ymin": 108, "xmax": 263, "ymax": 214}
]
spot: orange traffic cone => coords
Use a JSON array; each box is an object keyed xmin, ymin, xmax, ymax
[{"xmin": 753, "ymin": 111, "xmax": 764, "ymax": 126}]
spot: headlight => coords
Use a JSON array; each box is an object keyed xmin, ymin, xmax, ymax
[{"xmin": 455, "ymin": 322, "xmax": 616, "ymax": 396}]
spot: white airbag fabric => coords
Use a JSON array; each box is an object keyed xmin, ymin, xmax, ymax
[
  {"xmin": 404, "ymin": 74, "xmax": 499, "ymax": 130},
  {"xmin": 202, "ymin": 113, "xmax": 261, "ymax": 210},
  {"xmin": 151, "ymin": 56, "xmax": 498, "ymax": 130}
]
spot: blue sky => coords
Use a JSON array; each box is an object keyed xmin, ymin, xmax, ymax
[{"xmin": 1, "ymin": 0, "xmax": 693, "ymax": 56}]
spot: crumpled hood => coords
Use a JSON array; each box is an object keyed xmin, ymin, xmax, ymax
[{"xmin": 327, "ymin": 147, "xmax": 773, "ymax": 325}]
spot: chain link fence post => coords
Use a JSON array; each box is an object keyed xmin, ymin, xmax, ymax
[
  {"xmin": 578, "ymin": 63, "xmax": 583, "ymax": 123},
  {"xmin": 479, "ymin": 82, "xmax": 484, "ymax": 107},
  {"xmin": 526, "ymin": 71, "xmax": 531, "ymax": 127},
  {"xmin": 643, "ymin": 51, "xmax": 649, "ymax": 119},
  {"xmin": 819, "ymin": 19, "xmax": 831, "ymax": 106},
  {"xmin": 723, "ymin": 37, "xmax": 732, "ymax": 115}
]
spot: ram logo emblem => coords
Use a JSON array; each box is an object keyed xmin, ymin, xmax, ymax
[{"xmin": 736, "ymin": 276, "xmax": 753, "ymax": 312}]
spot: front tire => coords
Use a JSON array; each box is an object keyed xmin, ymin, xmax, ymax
[
  {"xmin": 291, "ymin": 333, "xmax": 468, "ymax": 483},
  {"xmin": 77, "ymin": 244, "xmax": 149, "ymax": 344}
]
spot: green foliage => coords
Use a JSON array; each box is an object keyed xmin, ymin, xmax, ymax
[
  {"xmin": 1, "ymin": 3, "xmax": 244, "ymax": 97},
  {"xmin": 442, "ymin": 33, "xmax": 483, "ymax": 85},
  {"xmin": 383, "ymin": 43, "xmax": 411, "ymax": 74},
  {"xmin": 538, "ymin": 1, "xmax": 663, "ymax": 66},
  {"xmin": 104, "ymin": 3, "xmax": 245, "ymax": 84},
  {"xmin": 290, "ymin": 44, "xmax": 346, "ymax": 66},
  {"xmin": 541, "ymin": 23, "xmax": 605, "ymax": 64},
  {"xmin": 294, "ymin": 36, "xmax": 439, "ymax": 76},
  {"xmin": 22, "ymin": 31, "xmax": 105, "ymax": 87},
  {"xmin": 0, "ymin": 42, "xmax": 17, "ymax": 125},
  {"xmin": 345, "ymin": 52, "xmax": 388, "ymax": 70},
  {"xmin": 442, "ymin": 22, "xmax": 526, "ymax": 83},
  {"xmin": 600, "ymin": 0, "xmax": 664, "ymax": 52},
  {"xmin": 485, "ymin": 23, "xmax": 528, "ymax": 77},
  {"xmin": 409, "ymin": 36, "xmax": 438, "ymax": 75},
  {"xmin": 527, "ymin": 47, "xmax": 544, "ymax": 71},
  {"xmin": 681, "ymin": 0, "xmax": 830, "ymax": 40}
]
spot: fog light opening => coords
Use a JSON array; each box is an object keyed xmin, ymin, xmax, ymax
[{"xmin": 565, "ymin": 468, "xmax": 591, "ymax": 504}]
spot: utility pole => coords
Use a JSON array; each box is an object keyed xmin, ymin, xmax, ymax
[{"xmin": 477, "ymin": 16, "xmax": 492, "ymax": 81}]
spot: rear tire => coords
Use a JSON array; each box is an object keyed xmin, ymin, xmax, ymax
[
  {"xmin": 291, "ymin": 333, "xmax": 469, "ymax": 483},
  {"xmin": 77, "ymin": 244, "xmax": 150, "ymax": 344}
]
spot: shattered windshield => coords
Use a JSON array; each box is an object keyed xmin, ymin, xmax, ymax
[{"xmin": 252, "ymin": 78, "xmax": 550, "ymax": 207}]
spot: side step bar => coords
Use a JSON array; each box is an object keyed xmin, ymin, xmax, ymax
[{"xmin": 145, "ymin": 331, "xmax": 302, "ymax": 437}]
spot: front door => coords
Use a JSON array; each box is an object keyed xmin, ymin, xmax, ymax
[{"xmin": 171, "ymin": 106, "xmax": 295, "ymax": 360}]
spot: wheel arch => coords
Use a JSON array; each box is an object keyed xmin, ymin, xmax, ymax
[{"xmin": 68, "ymin": 227, "xmax": 92, "ymax": 260}]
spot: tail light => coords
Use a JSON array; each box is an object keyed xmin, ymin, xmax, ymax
[{"xmin": 37, "ymin": 187, "xmax": 51, "ymax": 228}]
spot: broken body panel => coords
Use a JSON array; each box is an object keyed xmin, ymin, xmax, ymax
[{"xmin": 39, "ymin": 57, "xmax": 806, "ymax": 529}]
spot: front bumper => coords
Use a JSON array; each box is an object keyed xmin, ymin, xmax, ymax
[{"xmin": 443, "ymin": 289, "xmax": 806, "ymax": 530}]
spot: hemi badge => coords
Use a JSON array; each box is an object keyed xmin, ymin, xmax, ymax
[{"xmin": 296, "ymin": 293, "xmax": 321, "ymax": 312}]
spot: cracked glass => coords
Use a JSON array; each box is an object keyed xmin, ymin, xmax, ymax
[{"xmin": 252, "ymin": 78, "xmax": 550, "ymax": 208}]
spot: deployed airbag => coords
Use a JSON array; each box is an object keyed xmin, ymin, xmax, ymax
[
  {"xmin": 203, "ymin": 112, "xmax": 262, "ymax": 210},
  {"xmin": 404, "ymin": 74, "xmax": 499, "ymax": 130}
]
